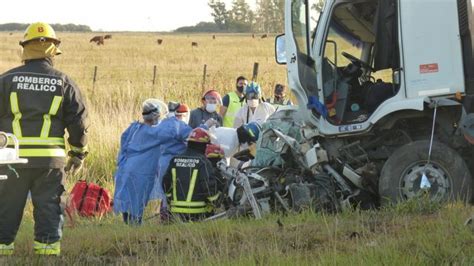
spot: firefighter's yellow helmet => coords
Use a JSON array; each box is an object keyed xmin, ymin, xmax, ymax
[{"xmin": 20, "ymin": 22, "xmax": 60, "ymax": 46}]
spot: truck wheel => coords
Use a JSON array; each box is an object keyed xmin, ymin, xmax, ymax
[{"xmin": 379, "ymin": 140, "xmax": 472, "ymax": 205}]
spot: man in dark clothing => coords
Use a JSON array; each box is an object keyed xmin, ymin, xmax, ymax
[
  {"xmin": 189, "ymin": 90, "xmax": 223, "ymax": 128},
  {"xmin": 266, "ymin": 84, "xmax": 293, "ymax": 107},
  {"xmin": 163, "ymin": 128, "xmax": 221, "ymax": 222},
  {"xmin": 0, "ymin": 22, "xmax": 88, "ymax": 256}
]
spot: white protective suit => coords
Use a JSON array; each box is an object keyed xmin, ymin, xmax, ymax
[{"xmin": 233, "ymin": 102, "xmax": 275, "ymax": 128}]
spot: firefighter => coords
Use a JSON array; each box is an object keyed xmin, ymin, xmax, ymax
[
  {"xmin": 0, "ymin": 22, "xmax": 88, "ymax": 256},
  {"xmin": 220, "ymin": 76, "xmax": 248, "ymax": 128},
  {"xmin": 163, "ymin": 128, "xmax": 221, "ymax": 222}
]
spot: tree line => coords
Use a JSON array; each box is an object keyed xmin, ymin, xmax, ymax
[
  {"xmin": 0, "ymin": 23, "xmax": 92, "ymax": 32},
  {"xmin": 176, "ymin": 0, "xmax": 325, "ymax": 33},
  {"xmin": 177, "ymin": 0, "xmax": 284, "ymax": 33}
]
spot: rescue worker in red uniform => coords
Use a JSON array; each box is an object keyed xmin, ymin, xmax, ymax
[
  {"xmin": 0, "ymin": 22, "xmax": 88, "ymax": 256},
  {"xmin": 163, "ymin": 128, "xmax": 221, "ymax": 221}
]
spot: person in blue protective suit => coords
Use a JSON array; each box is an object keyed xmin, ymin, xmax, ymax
[
  {"xmin": 113, "ymin": 98, "xmax": 168, "ymax": 225},
  {"xmin": 149, "ymin": 102, "xmax": 193, "ymax": 219}
]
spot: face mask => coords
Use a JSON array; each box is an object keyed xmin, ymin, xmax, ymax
[
  {"xmin": 206, "ymin": 103, "xmax": 217, "ymax": 113},
  {"xmin": 237, "ymin": 85, "xmax": 244, "ymax": 93},
  {"xmin": 248, "ymin": 99, "xmax": 259, "ymax": 108}
]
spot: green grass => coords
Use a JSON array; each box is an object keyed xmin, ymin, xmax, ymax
[{"xmin": 2, "ymin": 202, "xmax": 473, "ymax": 265}]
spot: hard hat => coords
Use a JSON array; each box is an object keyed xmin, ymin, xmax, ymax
[
  {"xmin": 168, "ymin": 101, "xmax": 180, "ymax": 113},
  {"xmin": 243, "ymin": 122, "xmax": 262, "ymax": 142},
  {"xmin": 188, "ymin": 128, "xmax": 211, "ymax": 144},
  {"xmin": 205, "ymin": 144, "xmax": 225, "ymax": 159},
  {"xmin": 245, "ymin": 82, "xmax": 262, "ymax": 98},
  {"xmin": 20, "ymin": 22, "xmax": 60, "ymax": 46},
  {"xmin": 176, "ymin": 103, "xmax": 189, "ymax": 114},
  {"xmin": 202, "ymin": 90, "xmax": 222, "ymax": 104}
]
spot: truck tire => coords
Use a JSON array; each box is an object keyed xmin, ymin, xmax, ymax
[{"xmin": 379, "ymin": 140, "xmax": 472, "ymax": 205}]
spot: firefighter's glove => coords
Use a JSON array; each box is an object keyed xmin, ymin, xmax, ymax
[{"xmin": 65, "ymin": 151, "xmax": 86, "ymax": 175}]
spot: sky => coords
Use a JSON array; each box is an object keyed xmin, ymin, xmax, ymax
[{"xmin": 0, "ymin": 0, "xmax": 248, "ymax": 32}]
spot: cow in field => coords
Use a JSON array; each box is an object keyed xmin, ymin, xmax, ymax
[
  {"xmin": 261, "ymin": 34, "xmax": 268, "ymax": 39},
  {"xmin": 191, "ymin": 42, "xmax": 198, "ymax": 47},
  {"xmin": 212, "ymin": 35, "xmax": 216, "ymax": 40},
  {"xmin": 252, "ymin": 33, "xmax": 255, "ymax": 38},
  {"xmin": 157, "ymin": 39, "xmax": 163, "ymax": 45},
  {"xmin": 104, "ymin": 34, "xmax": 112, "ymax": 39},
  {"xmin": 90, "ymin": 36, "xmax": 104, "ymax": 45}
]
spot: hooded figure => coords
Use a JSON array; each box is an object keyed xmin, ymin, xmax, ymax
[{"xmin": 113, "ymin": 99, "xmax": 167, "ymax": 225}]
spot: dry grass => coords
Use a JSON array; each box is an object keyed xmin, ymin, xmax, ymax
[
  {"xmin": 0, "ymin": 32, "xmax": 286, "ymax": 188},
  {"xmin": 1, "ymin": 33, "xmax": 473, "ymax": 265}
]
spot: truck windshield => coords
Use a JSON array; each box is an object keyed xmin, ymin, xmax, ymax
[
  {"xmin": 325, "ymin": 21, "xmax": 363, "ymax": 67},
  {"xmin": 292, "ymin": 0, "xmax": 325, "ymax": 55}
]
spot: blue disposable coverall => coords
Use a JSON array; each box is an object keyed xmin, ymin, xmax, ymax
[
  {"xmin": 149, "ymin": 116, "xmax": 192, "ymax": 207},
  {"xmin": 113, "ymin": 122, "xmax": 164, "ymax": 221}
]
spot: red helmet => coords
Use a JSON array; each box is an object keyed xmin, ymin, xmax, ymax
[
  {"xmin": 205, "ymin": 144, "xmax": 225, "ymax": 159},
  {"xmin": 176, "ymin": 103, "xmax": 189, "ymax": 114},
  {"xmin": 187, "ymin": 128, "xmax": 211, "ymax": 143},
  {"xmin": 202, "ymin": 90, "xmax": 222, "ymax": 104}
]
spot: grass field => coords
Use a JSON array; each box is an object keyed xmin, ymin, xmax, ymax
[{"xmin": 0, "ymin": 32, "xmax": 473, "ymax": 264}]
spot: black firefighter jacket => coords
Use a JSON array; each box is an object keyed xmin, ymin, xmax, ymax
[{"xmin": 0, "ymin": 58, "xmax": 88, "ymax": 168}]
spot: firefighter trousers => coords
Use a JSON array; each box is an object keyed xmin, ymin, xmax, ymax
[{"xmin": 0, "ymin": 167, "xmax": 65, "ymax": 245}]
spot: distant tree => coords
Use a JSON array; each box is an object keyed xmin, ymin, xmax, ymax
[
  {"xmin": 175, "ymin": 22, "xmax": 221, "ymax": 33},
  {"xmin": 208, "ymin": 0, "xmax": 230, "ymax": 31},
  {"xmin": 255, "ymin": 0, "xmax": 283, "ymax": 33},
  {"xmin": 312, "ymin": 0, "xmax": 325, "ymax": 12},
  {"xmin": 229, "ymin": 0, "xmax": 254, "ymax": 32}
]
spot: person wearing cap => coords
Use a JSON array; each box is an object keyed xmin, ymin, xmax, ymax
[
  {"xmin": 220, "ymin": 76, "xmax": 248, "ymax": 128},
  {"xmin": 266, "ymin": 84, "xmax": 292, "ymax": 107},
  {"xmin": 175, "ymin": 103, "xmax": 190, "ymax": 124},
  {"xmin": 162, "ymin": 128, "xmax": 221, "ymax": 221},
  {"xmin": 0, "ymin": 22, "xmax": 88, "ymax": 256},
  {"xmin": 189, "ymin": 90, "xmax": 223, "ymax": 129},
  {"xmin": 113, "ymin": 99, "xmax": 168, "ymax": 225},
  {"xmin": 149, "ymin": 102, "xmax": 193, "ymax": 215},
  {"xmin": 233, "ymin": 82, "xmax": 275, "ymax": 128}
]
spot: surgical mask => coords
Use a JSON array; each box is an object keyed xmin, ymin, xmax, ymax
[
  {"xmin": 206, "ymin": 103, "xmax": 217, "ymax": 113},
  {"xmin": 237, "ymin": 85, "xmax": 244, "ymax": 93},
  {"xmin": 248, "ymin": 99, "xmax": 259, "ymax": 108}
]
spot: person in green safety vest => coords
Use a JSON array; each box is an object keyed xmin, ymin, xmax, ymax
[{"xmin": 219, "ymin": 76, "xmax": 248, "ymax": 128}]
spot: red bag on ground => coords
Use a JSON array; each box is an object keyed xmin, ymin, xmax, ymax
[{"xmin": 66, "ymin": 180, "xmax": 112, "ymax": 217}]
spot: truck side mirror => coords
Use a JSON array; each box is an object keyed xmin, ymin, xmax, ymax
[{"xmin": 275, "ymin": 34, "xmax": 287, "ymax": 65}]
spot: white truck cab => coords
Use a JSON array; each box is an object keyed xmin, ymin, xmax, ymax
[{"xmin": 276, "ymin": 0, "xmax": 474, "ymax": 136}]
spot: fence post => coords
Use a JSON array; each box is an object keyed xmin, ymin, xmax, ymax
[
  {"xmin": 252, "ymin": 62, "xmax": 259, "ymax": 81},
  {"xmin": 201, "ymin": 64, "xmax": 207, "ymax": 95},
  {"xmin": 92, "ymin": 66, "xmax": 98, "ymax": 96},
  {"xmin": 152, "ymin": 65, "xmax": 157, "ymax": 86}
]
